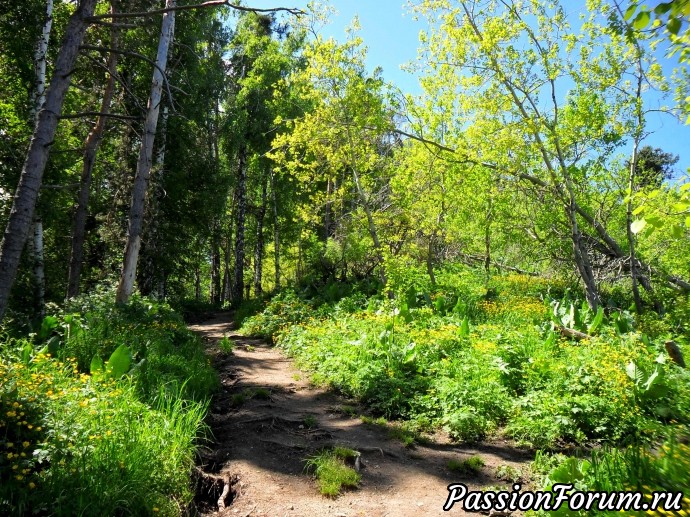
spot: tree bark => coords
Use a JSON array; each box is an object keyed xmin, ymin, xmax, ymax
[
  {"xmin": 270, "ymin": 169, "xmax": 280, "ymax": 290},
  {"xmin": 210, "ymin": 221, "xmax": 221, "ymax": 304},
  {"xmin": 116, "ymin": 0, "xmax": 175, "ymax": 304},
  {"xmin": 231, "ymin": 144, "xmax": 247, "ymax": 305},
  {"xmin": 26, "ymin": 218, "xmax": 46, "ymax": 319},
  {"xmin": 0, "ymin": 0, "xmax": 98, "ymax": 322},
  {"xmin": 67, "ymin": 12, "xmax": 119, "ymax": 299},
  {"xmin": 253, "ymin": 170, "xmax": 268, "ymax": 297},
  {"xmin": 26, "ymin": 0, "xmax": 55, "ymax": 316}
]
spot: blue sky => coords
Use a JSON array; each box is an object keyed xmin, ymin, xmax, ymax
[{"xmin": 250, "ymin": 0, "xmax": 689, "ymax": 174}]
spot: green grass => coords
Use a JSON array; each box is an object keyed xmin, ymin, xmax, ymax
[
  {"xmin": 447, "ymin": 455, "xmax": 485, "ymax": 475},
  {"xmin": 303, "ymin": 414, "xmax": 318, "ymax": 428},
  {"xmin": 304, "ymin": 447, "xmax": 361, "ymax": 497},
  {"xmin": 361, "ymin": 415, "xmax": 420, "ymax": 447},
  {"xmin": 0, "ymin": 293, "xmax": 217, "ymax": 515},
  {"xmin": 218, "ymin": 336, "xmax": 234, "ymax": 354}
]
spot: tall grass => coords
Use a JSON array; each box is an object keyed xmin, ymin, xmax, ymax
[{"xmin": 1, "ymin": 292, "xmax": 217, "ymax": 515}]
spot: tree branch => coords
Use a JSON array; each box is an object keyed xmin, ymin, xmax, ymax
[
  {"xmin": 86, "ymin": 1, "xmax": 304, "ymax": 21},
  {"xmin": 59, "ymin": 111, "xmax": 140, "ymax": 121},
  {"xmin": 80, "ymin": 45, "xmax": 174, "ymax": 108}
]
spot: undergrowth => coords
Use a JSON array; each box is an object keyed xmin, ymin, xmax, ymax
[
  {"xmin": 304, "ymin": 446, "xmax": 361, "ymax": 497},
  {"xmin": 0, "ymin": 289, "xmax": 217, "ymax": 515},
  {"xmin": 241, "ymin": 264, "xmax": 690, "ymax": 503}
]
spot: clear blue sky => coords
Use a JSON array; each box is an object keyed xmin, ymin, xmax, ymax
[{"xmin": 250, "ymin": 0, "xmax": 690, "ymax": 174}]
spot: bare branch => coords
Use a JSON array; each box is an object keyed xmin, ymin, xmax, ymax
[
  {"xmin": 87, "ymin": 1, "xmax": 304, "ymax": 21},
  {"xmin": 59, "ymin": 111, "xmax": 140, "ymax": 121},
  {"xmin": 80, "ymin": 45, "xmax": 174, "ymax": 108}
]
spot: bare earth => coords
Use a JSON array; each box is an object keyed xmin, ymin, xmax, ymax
[{"xmin": 189, "ymin": 312, "xmax": 532, "ymax": 517}]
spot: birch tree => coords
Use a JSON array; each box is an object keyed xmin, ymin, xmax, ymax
[
  {"xmin": 0, "ymin": 0, "xmax": 98, "ymax": 322},
  {"xmin": 115, "ymin": 0, "xmax": 176, "ymax": 304}
]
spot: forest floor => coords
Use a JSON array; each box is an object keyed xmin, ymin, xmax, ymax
[{"xmin": 189, "ymin": 312, "xmax": 533, "ymax": 517}]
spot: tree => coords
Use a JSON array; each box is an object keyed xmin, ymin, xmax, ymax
[
  {"xmin": 410, "ymin": 0, "xmax": 690, "ymax": 308},
  {"xmin": 0, "ymin": 0, "xmax": 98, "ymax": 322},
  {"xmin": 116, "ymin": 0, "xmax": 176, "ymax": 304},
  {"xmin": 270, "ymin": 27, "xmax": 395, "ymax": 286}
]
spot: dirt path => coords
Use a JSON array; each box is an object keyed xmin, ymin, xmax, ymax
[{"xmin": 189, "ymin": 312, "xmax": 532, "ymax": 517}]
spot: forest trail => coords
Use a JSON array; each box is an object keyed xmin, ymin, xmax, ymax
[{"xmin": 189, "ymin": 312, "xmax": 532, "ymax": 517}]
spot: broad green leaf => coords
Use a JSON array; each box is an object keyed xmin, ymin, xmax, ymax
[
  {"xmin": 633, "ymin": 11, "xmax": 651, "ymax": 30},
  {"xmin": 624, "ymin": 3, "xmax": 639, "ymax": 20},
  {"xmin": 671, "ymin": 224, "xmax": 684, "ymax": 238},
  {"xmin": 459, "ymin": 317, "xmax": 470, "ymax": 338},
  {"xmin": 626, "ymin": 361, "xmax": 644, "ymax": 384},
  {"xmin": 630, "ymin": 219, "xmax": 647, "ymax": 234},
  {"xmin": 632, "ymin": 205, "xmax": 645, "ymax": 216},
  {"xmin": 106, "ymin": 344, "xmax": 131, "ymax": 379},
  {"xmin": 685, "ymin": 215, "xmax": 690, "ymax": 227},
  {"xmin": 680, "ymin": 182, "xmax": 690, "ymax": 192},
  {"xmin": 587, "ymin": 307, "xmax": 604, "ymax": 334},
  {"xmin": 90, "ymin": 355, "xmax": 104, "ymax": 374},
  {"xmin": 21, "ymin": 343, "xmax": 33, "ymax": 365},
  {"xmin": 654, "ymin": 2, "xmax": 673, "ymax": 15},
  {"xmin": 646, "ymin": 215, "xmax": 664, "ymax": 228},
  {"xmin": 667, "ymin": 17, "xmax": 682, "ymax": 35}
]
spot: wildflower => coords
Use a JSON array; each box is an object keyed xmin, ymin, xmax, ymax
[
  {"xmin": 22, "ymin": 441, "xmax": 29, "ymax": 448},
  {"xmin": 28, "ymin": 482, "xmax": 36, "ymax": 489}
]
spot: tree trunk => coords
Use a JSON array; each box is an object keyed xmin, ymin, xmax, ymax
[
  {"xmin": 351, "ymin": 165, "xmax": 386, "ymax": 285},
  {"xmin": 210, "ymin": 222, "xmax": 221, "ymax": 304},
  {"xmin": 426, "ymin": 234, "xmax": 436, "ymax": 286},
  {"xmin": 30, "ymin": 0, "xmax": 54, "ymax": 121},
  {"xmin": 0, "ymin": 0, "xmax": 98, "ymax": 322},
  {"xmin": 116, "ymin": 0, "xmax": 175, "ymax": 304},
  {"xmin": 627, "ymin": 140, "xmax": 644, "ymax": 313},
  {"xmin": 297, "ymin": 228, "xmax": 302, "ymax": 283},
  {"xmin": 253, "ymin": 171, "xmax": 267, "ymax": 297},
  {"xmin": 568, "ymin": 201, "xmax": 600, "ymax": 311},
  {"xmin": 271, "ymin": 169, "xmax": 280, "ymax": 290},
  {"xmin": 231, "ymin": 144, "xmax": 247, "ymax": 306},
  {"xmin": 26, "ymin": 0, "xmax": 55, "ymax": 316},
  {"xmin": 67, "ymin": 13, "xmax": 119, "ymax": 299},
  {"xmin": 195, "ymin": 266, "xmax": 201, "ymax": 301},
  {"xmin": 324, "ymin": 177, "xmax": 333, "ymax": 241},
  {"xmin": 26, "ymin": 218, "xmax": 46, "ymax": 319}
]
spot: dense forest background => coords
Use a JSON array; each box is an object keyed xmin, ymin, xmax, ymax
[
  {"xmin": 0, "ymin": 0, "xmax": 688, "ymax": 319},
  {"xmin": 1, "ymin": 0, "xmax": 690, "ymax": 515}
]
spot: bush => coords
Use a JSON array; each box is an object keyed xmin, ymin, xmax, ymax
[{"xmin": 0, "ymin": 348, "xmax": 208, "ymax": 515}]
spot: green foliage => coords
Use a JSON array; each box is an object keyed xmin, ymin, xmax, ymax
[
  {"xmin": 0, "ymin": 345, "xmax": 209, "ymax": 515},
  {"xmin": 0, "ymin": 292, "xmax": 216, "ymax": 514},
  {"xmin": 304, "ymin": 447, "xmax": 361, "ymax": 497},
  {"xmin": 447, "ymin": 455, "xmax": 485, "ymax": 475},
  {"xmin": 218, "ymin": 336, "xmax": 234, "ymax": 354},
  {"xmin": 240, "ymin": 290, "xmax": 316, "ymax": 341},
  {"xmin": 531, "ymin": 430, "xmax": 690, "ymax": 515},
  {"xmin": 56, "ymin": 291, "xmax": 218, "ymax": 401},
  {"xmin": 250, "ymin": 266, "xmax": 689, "ymax": 451}
]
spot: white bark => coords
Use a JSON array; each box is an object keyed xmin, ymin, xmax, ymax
[
  {"xmin": 116, "ymin": 0, "xmax": 176, "ymax": 304},
  {"xmin": 27, "ymin": 0, "xmax": 54, "ymax": 316},
  {"xmin": 0, "ymin": 0, "xmax": 96, "ymax": 323},
  {"xmin": 30, "ymin": 0, "xmax": 54, "ymax": 121}
]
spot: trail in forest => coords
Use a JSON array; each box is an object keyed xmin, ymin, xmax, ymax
[{"xmin": 189, "ymin": 312, "xmax": 532, "ymax": 517}]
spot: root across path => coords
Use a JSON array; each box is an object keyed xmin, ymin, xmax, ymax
[{"xmin": 189, "ymin": 312, "xmax": 532, "ymax": 517}]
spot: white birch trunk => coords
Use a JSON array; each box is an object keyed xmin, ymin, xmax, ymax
[
  {"xmin": 116, "ymin": 0, "xmax": 176, "ymax": 304},
  {"xmin": 0, "ymin": 0, "xmax": 98, "ymax": 322},
  {"xmin": 28, "ymin": 0, "xmax": 54, "ymax": 316}
]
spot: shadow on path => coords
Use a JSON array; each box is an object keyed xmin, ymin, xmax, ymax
[{"xmin": 190, "ymin": 312, "xmax": 532, "ymax": 517}]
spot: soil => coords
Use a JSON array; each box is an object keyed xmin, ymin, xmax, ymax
[{"xmin": 189, "ymin": 312, "xmax": 534, "ymax": 517}]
